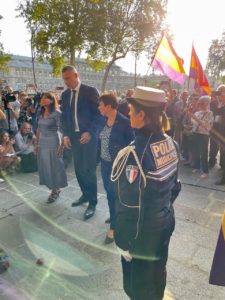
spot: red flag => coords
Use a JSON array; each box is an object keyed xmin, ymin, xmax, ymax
[{"xmin": 189, "ymin": 46, "xmax": 211, "ymax": 95}]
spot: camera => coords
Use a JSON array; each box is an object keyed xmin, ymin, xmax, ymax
[
  {"xmin": 1, "ymin": 91, "xmax": 17, "ymax": 110},
  {"xmin": 27, "ymin": 132, "xmax": 33, "ymax": 140},
  {"xmin": 33, "ymin": 93, "xmax": 42, "ymax": 105}
]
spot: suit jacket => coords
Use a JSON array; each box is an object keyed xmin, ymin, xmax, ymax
[
  {"xmin": 100, "ymin": 112, "xmax": 134, "ymax": 161},
  {"xmin": 61, "ymin": 83, "xmax": 104, "ymax": 138}
]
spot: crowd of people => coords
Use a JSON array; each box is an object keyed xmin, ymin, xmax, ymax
[
  {"xmin": 0, "ymin": 66, "xmax": 225, "ymax": 299},
  {"xmin": 164, "ymin": 84, "xmax": 225, "ymax": 183}
]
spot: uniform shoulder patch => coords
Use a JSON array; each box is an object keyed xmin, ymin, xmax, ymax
[
  {"xmin": 146, "ymin": 137, "xmax": 178, "ymax": 182},
  {"xmin": 150, "ymin": 137, "xmax": 177, "ymax": 169},
  {"xmin": 126, "ymin": 165, "xmax": 139, "ymax": 184}
]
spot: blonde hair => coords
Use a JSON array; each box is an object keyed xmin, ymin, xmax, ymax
[{"xmin": 161, "ymin": 111, "xmax": 171, "ymax": 132}]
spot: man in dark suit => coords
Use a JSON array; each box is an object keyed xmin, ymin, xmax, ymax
[{"xmin": 61, "ymin": 65, "xmax": 103, "ymax": 219}]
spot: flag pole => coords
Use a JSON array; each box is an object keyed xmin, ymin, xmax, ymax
[
  {"xmin": 188, "ymin": 41, "xmax": 194, "ymax": 92},
  {"xmin": 147, "ymin": 32, "xmax": 164, "ymax": 83},
  {"xmin": 150, "ymin": 32, "xmax": 164, "ymax": 66}
]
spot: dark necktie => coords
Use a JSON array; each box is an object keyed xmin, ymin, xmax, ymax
[{"xmin": 71, "ymin": 90, "xmax": 76, "ymax": 131}]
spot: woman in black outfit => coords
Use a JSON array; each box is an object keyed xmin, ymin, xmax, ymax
[{"xmin": 111, "ymin": 86, "xmax": 181, "ymax": 300}]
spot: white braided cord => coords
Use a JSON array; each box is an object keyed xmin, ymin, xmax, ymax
[{"xmin": 111, "ymin": 145, "xmax": 147, "ymax": 187}]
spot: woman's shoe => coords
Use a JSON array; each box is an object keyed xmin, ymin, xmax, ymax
[{"xmin": 47, "ymin": 190, "xmax": 61, "ymax": 203}]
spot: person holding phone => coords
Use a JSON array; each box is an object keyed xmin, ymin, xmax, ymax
[{"xmin": 36, "ymin": 92, "xmax": 67, "ymax": 203}]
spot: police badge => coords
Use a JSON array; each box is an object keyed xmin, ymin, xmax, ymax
[{"xmin": 126, "ymin": 165, "xmax": 139, "ymax": 184}]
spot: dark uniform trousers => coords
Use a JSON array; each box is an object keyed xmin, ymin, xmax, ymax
[
  {"xmin": 71, "ymin": 132, "xmax": 98, "ymax": 206},
  {"xmin": 121, "ymin": 229, "xmax": 173, "ymax": 300}
]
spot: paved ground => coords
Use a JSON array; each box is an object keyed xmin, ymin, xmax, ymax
[{"xmin": 0, "ymin": 162, "xmax": 225, "ymax": 300}]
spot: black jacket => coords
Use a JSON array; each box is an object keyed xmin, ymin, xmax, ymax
[
  {"xmin": 99, "ymin": 112, "xmax": 134, "ymax": 161},
  {"xmin": 113, "ymin": 128, "xmax": 181, "ymax": 258},
  {"xmin": 61, "ymin": 84, "xmax": 104, "ymax": 138}
]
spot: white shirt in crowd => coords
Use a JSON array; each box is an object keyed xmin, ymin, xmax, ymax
[{"xmin": 192, "ymin": 110, "xmax": 214, "ymax": 135}]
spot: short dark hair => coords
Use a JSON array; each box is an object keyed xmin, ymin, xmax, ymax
[
  {"xmin": 61, "ymin": 65, "xmax": 77, "ymax": 73},
  {"xmin": 99, "ymin": 93, "xmax": 118, "ymax": 109}
]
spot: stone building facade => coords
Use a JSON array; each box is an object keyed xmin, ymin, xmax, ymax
[{"xmin": 0, "ymin": 55, "xmax": 155, "ymax": 93}]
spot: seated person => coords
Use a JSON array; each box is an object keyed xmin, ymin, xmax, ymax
[
  {"xmin": 14, "ymin": 122, "xmax": 38, "ymax": 173},
  {"xmin": 0, "ymin": 131, "xmax": 21, "ymax": 175}
]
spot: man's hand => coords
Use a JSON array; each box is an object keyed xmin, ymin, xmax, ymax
[
  {"xmin": 7, "ymin": 103, "xmax": 13, "ymax": 110},
  {"xmin": 63, "ymin": 136, "xmax": 72, "ymax": 149},
  {"xmin": 80, "ymin": 132, "xmax": 91, "ymax": 144},
  {"xmin": 32, "ymin": 135, "xmax": 37, "ymax": 144},
  {"xmin": 10, "ymin": 138, "xmax": 15, "ymax": 145}
]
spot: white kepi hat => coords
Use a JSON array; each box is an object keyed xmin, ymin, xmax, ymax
[{"xmin": 129, "ymin": 86, "xmax": 166, "ymax": 108}]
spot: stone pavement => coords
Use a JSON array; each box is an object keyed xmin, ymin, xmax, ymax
[{"xmin": 0, "ymin": 162, "xmax": 225, "ymax": 300}]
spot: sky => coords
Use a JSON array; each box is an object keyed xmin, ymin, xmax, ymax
[{"xmin": 1, "ymin": 0, "xmax": 225, "ymax": 76}]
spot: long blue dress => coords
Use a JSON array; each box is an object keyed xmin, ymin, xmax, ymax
[{"xmin": 38, "ymin": 110, "xmax": 67, "ymax": 190}]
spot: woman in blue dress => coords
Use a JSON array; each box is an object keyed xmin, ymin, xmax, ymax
[{"xmin": 36, "ymin": 92, "xmax": 67, "ymax": 203}]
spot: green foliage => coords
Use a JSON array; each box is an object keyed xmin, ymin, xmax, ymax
[
  {"xmin": 49, "ymin": 54, "xmax": 65, "ymax": 77},
  {"xmin": 206, "ymin": 32, "xmax": 225, "ymax": 81},
  {"xmin": 85, "ymin": 56, "xmax": 107, "ymax": 72},
  {"xmin": 87, "ymin": 0, "xmax": 167, "ymax": 58},
  {"xmin": 18, "ymin": 0, "xmax": 167, "ymax": 88},
  {"xmin": 0, "ymin": 50, "xmax": 11, "ymax": 72},
  {"xmin": 18, "ymin": 0, "xmax": 90, "ymax": 73},
  {"xmin": 0, "ymin": 15, "xmax": 11, "ymax": 72},
  {"xmin": 86, "ymin": 0, "xmax": 167, "ymax": 90}
]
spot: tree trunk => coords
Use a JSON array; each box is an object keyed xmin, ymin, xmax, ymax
[
  {"xmin": 101, "ymin": 60, "xmax": 114, "ymax": 92},
  {"xmin": 134, "ymin": 54, "xmax": 137, "ymax": 87},
  {"xmin": 70, "ymin": 48, "xmax": 76, "ymax": 66},
  {"xmin": 30, "ymin": 33, "xmax": 37, "ymax": 90}
]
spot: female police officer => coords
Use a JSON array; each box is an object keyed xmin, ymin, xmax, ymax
[{"xmin": 111, "ymin": 86, "xmax": 181, "ymax": 300}]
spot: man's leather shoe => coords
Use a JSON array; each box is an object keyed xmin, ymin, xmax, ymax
[
  {"xmin": 84, "ymin": 205, "xmax": 96, "ymax": 220},
  {"xmin": 72, "ymin": 196, "xmax": 88, "ymax": 207}
]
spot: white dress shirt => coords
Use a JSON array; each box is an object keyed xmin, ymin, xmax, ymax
[{"xmin": 70, "ymin": 80, "xmax": 81, "ymax": 132}]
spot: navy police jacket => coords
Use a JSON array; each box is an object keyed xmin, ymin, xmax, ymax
[{"xmin": 111, "ymin": 127, "xmax": 181, "ymax": 258}]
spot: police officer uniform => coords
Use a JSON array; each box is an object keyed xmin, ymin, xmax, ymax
[{"xmin": 111, "ymin": 87, "xmax": 181, "ymax": 300}]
